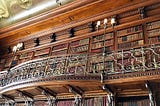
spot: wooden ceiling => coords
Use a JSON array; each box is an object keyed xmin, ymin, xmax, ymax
[
  {"xmin": 0, "ymin": 0, "xmax": 142, "ymax": 48},
  {"xmin": 1, "ymin": 76, "xmax": 160, "ymax": 101}
]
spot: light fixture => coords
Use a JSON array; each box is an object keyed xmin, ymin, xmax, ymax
[
  {"xmin": 13, "ymin": 46, "xmax": 17, "ymax": 53},
  {"xmin": 96, "ymin": 21, "xmax": 101, "ymax": 30},
  {"xmin": 104, "ymin": 18, "xmax": 108, "ymax": 29},
  {"xmin": 111, "ymin": 17, "xmax": 116, "ymax": 28},
  {"xmin": 12, "ymin": 42, "xmax": 24, "ymax": 53}
]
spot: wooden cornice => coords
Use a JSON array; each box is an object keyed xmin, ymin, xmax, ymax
[
  {"xmin": 0, "ymin": 0, "xmax": 98, "ymax": 39},
  {"xmin": 0, "ymin": 0, "xmax": 159, "ymax": 48}
]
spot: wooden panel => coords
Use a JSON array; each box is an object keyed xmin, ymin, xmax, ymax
[{"xmin": 0, "ymin": 0, "xmax": 142, "ymax": 47}]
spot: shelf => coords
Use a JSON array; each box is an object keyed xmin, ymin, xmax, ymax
[
  {"xmin": 70, "ymin": 43, "xmax": 89, "ymax": 48},
  {"xmin": 147, "ymin": 26, "xmax": 160, "ymax": 31},
  {"xmin": 91, "ymin": 45, "xmax": 113, "ymax": 50},
  {"xmin": 117, "ymin": 30, "xmax": 142, "ymax": 37},
  {"xmin": 92, "ymin": 35, "xmax": 113, "ymax": 43},
  {"xmin": 148, "ymin": 34, "xmax": 160, "ymax": 38},
  {"xmin": 70, "ymin": 38, "xmax": 89, "ymax": 47},
  {"xmin": 117, "ymin": 44, "xmax": 144, "ymax": 51},
  {"xmin": 52, "ymin": 50, "xmax": 68, "ymax": 56},
  {"xmin": 34, "ymin": 48, "xmax": 50, "ymax": 57},
  {"xmin": 52, "ymin": 43, "xmax": 68, "ymax": 51},
  {"xmin": 118, "ymin": 38, "xmax": 143, "ymax": 44},
  {"xmin": 52, "ymin": 48, "xmax": 67, "ymax": 52}
]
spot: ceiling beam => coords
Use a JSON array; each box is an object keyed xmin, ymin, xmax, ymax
[
  {"xmin": 16, "ymin": 90, "xmax": 33, "ymax": 100},
  {"xmin": 66, "ymin": 85, "xmax": 83, "ymax": 96},
  {"xmin": 36, "ymin": 86, "xmax": 57, "ymax": 98}
]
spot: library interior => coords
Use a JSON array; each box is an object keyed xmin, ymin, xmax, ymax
[{"xmin": 0, "ymin": 0, "xmax": 160, "ymax": 106}]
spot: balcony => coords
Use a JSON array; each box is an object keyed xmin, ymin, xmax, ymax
[{"xmin": 0, "ymin": 44, "xmax": 159, "ymax": 89}]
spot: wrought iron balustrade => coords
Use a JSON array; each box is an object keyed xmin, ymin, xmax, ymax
[{"xmin": 0, "ymin": 44, "xmax": 160, "ymax": 87}]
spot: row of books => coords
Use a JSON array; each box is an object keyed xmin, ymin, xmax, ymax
[
  {"xmin": 84, "ymin": 97, "xmax": 107, "ymax": 106},
  {"xmin": 70, "ymin": 38, "xmax": 89, "ymax": 47},
  {"xmin": 34, "ymin": 54, "xmax": 49, "ymax": 59},
  {"xmin": 118, "ymin": 32, "xmax": 143, "ymax": 43},
  {"xmin": 117, "ymin": 99, "xmax": 150, "ymax": 106},
  {"xmin": 148, "ymin": 28, "xmax": 160, "ymax": 37},
  {"xmin": 92, "ymin": 42, "xmax": 104, "ymax": 49},
  {"xmin": 148, "ymin": 36, "xmax": 160, "ymax": 44},
  {"xmin": 92, "ymin": 33, "xmax": 113, "ymax": 42},
  {"xmin": 70, "ymin": 45, "xmax": 88, "ymax": 53},
  {"xmin": 34, "ymin": 48, "xmax": 50, "ymax": 56},
  {"xmin": 147, "ymin": 20, "xmax": 160, "ymax": 30},
  {"xmin": 19, "ymin": 52, "xmax": 33, "ymax": 59},
  {"xmin": 91, "ymin": 62, "xmax": 113, "ymax": 72},
  {"xmin": 118, "ymin": 40, "xmax": 144, "ymax": 49},
  {"xmin": 90, "ymin": 55, "xmax": 113, "ymax": 63},
  {"xmin": 52, "ymin": 43, "xmax": 68, "ymax": 51},
  {"xmin": 57, "ymin": 100, "xmax": 74, "ymax": 106},
  {"xmin": 52, "ymin": 49, "xmax": 68, "ymax": 56},
  {"xmin": 91, "ymin": 46, "xmax": 113, "ymax": 53},
  {"xmin": 92, "ymin": 40, "xmax": 113, "ymax": 49},
  {"xmin": 117, "ymin": 25, "xmax": 142, "ymax": 36},
  {"xmin": 18, "ymin": 58, "xmax": 31, "ymax": 64}
]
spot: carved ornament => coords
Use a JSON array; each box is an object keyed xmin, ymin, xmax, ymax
[{"xmin": 0, "ymin": 0, "xmax": 9, "ymax": 19}]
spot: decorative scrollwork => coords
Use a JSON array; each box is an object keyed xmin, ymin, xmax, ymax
[
  {"xmin": 0, "ymin": 45, "xmax": 160, "ymax": 87},
  {"xmin": 17, "ymin": 0, "xmax": 32, "ymax": 9},
  {"xmin": 0, "ymin": 0, "xmax": 9, "ymax": 19}
]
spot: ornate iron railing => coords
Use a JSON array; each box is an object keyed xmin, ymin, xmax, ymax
[{"xmin": 0, "ymin": 44, "xmax": 160, "ymax": 87}]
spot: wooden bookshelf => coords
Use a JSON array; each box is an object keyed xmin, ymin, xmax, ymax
[
  {"xmin": 18, "ymin": 52, "xmax": 33, "ymax": 64},
  {"xmin": 147, "ymin": 20, "xmax": 160, "ymax": 44},
  {"xmin": 91, "ymin": 32, "xmax": 114, "ymax": 53},
  {"xmin": 70, "ymin": 38, "xmax": 89, "ymax": 53},
  {"xmin": 33, "ymin": 48, "xmax": 50, "ymax": 59},
  {"xmin": 0, "ymin": 1, "xmax": 160, "ymax": 105},
  {"xmin": 117, "ymin": 25, "xmax": 144, "ymax": 49},
  {"xmin": 52, "ymin": 43, "xmax": 68, "ymax": 56}
]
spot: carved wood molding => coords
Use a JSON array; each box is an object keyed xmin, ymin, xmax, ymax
[
  {"xmin": 0, "ymin": 0, "xmax": 159, "ymax": 46},
  {"xmin": 0, "ymin": 0, "xmax": 97, "ymax": 38},
  {"xmin": 1, "ymin": 70, "xmax": 160, "ymax": 94}
]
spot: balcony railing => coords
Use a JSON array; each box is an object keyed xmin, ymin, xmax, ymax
[{"xmin": 0, "ymin": 44, "xmax": 160, "ymax": 87}]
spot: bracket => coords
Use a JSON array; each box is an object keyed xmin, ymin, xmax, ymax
[
  {"xmin": 101, "ymin": 72, "xmax": 105, "ymax": 83},
  {"xmin": 67, "ymin": 85, "xmax": 83, "ymax": 106},
  {"xmin": 0, "ymin": 94, "xmax": 15, "ymax": 106},
  {"xmin": 37, "ymin": 86, "xmax": 57, "ymax": 106},
  {"xmin": 16, "ymin": 90, "xmax": 34, "ymax": 106},
  {"xmin": 145, "ymin": 81, "xmax": 155, "ymax": 106},
  {"xmin": 102, "ymin": 84, "xmax": 114, "ymax": 106}
]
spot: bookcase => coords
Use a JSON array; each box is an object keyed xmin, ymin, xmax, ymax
[
  {"xmin": 147, "ymin": 20, "xmax": 160, "ymax": 44},
  {"xmin": 117, "ymin": 25, "xmax": 144, "ymax": 49},
  {"xmin": 51, "ymin": 43, "xmax": 68, "ymax": 56},
  {"xmin": 69, "ymin": 38, "xmax": 89, "ymax": 53},
  {"xmin": 91, "ymin": 32, "xmax": 114, "ymax": 53},
  {"xmin": 18, "ymin": 52, "xmax": 33, "ymax": 64},
  {"xmin": 34, "ymin": 48, "xmax": 50, "ymax": 59},
  {"xmin": 117, "ymin": 97, "xmax": 150, "ymax": 106},
  {"xmin": 88, "ymin": 32, "xmax": 114, "ymax": 74}
]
